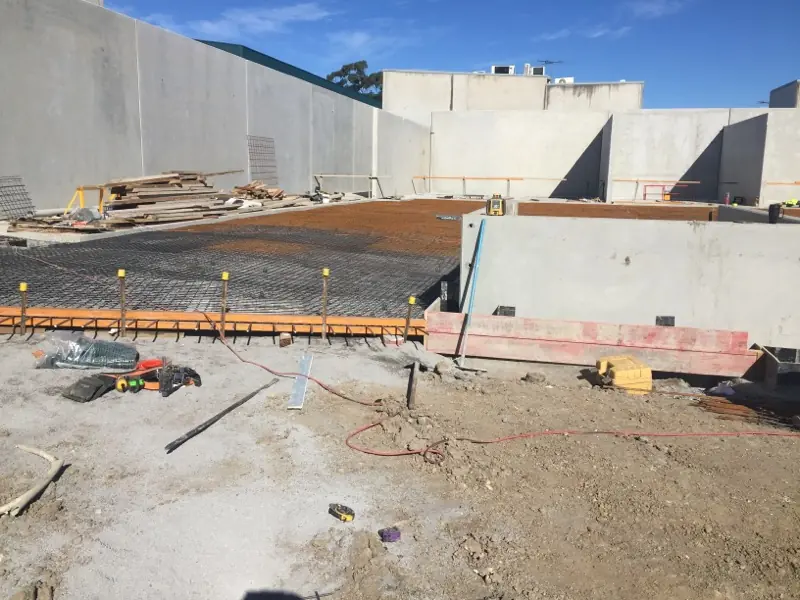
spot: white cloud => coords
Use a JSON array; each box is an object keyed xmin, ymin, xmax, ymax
[
  {"xmin": 325, "ymin": 28, "xmax": 419, "ymax": 65},
  {"xmin": 188, "ymin": 3, "xmax": 333, "ymax": 39},
  {"xmin": 119, "ymin": 2, "xmax": 334, "ymax": 40},
  {"xmin": 534, "ymin": 28, "xmax": 571, "ymax": 41},
  {"xmin": 586, "ymin": 25, "xmax": 632, "ymax": 39},
  {"xmin": 143, "ymin": 13, "xmax": 183, "ymax": 32},
  {"xmin": 626, "ymin": 0, "xmax": 686, "ymax": 19}
]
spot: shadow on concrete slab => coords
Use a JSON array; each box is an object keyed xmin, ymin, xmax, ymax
[
  {"xmin": 551, "ymin": 129, "xmax": 603, "ymax": 199},
  {"xmin": 675, "ymin": 131, "xmax": 723, "ymax": 203}
]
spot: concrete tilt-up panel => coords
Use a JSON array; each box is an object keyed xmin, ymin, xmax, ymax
[
  {"xmin": 430, "ymin": 110, "xmax": 610, "ymax": 198},
  {"xmin": 607, "ymin": 110, "xmax": 730, "ymax": 202},
  {"xmin": 760, "ymin": 110, "xmax": 800, "ymax": 204},
  {"xmin": 0, "ymin": 0, "xmax": 143, "ymax": 208},
  {"xmin": 461, "ymin": 214, "xmax": 800, "ymax": 348},
  {"xmin": 137, "ymin": 21, "xmax": 248, "ymax": 193},
  {"xmin": 246, "ymin": 62, "xmax": 312, "ymax": 194}
]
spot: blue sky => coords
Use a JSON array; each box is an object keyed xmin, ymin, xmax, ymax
[{"xmin": 108, "ymin": 0, "xmax": 798, "ymax": 108}]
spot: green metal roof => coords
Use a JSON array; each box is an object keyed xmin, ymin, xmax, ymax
[{"xmin": 198, "ymin": 41, "xmax": 382, "ymax": 109}]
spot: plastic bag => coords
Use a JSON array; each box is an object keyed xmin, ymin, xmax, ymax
[{"xmin": 34, "ymin": 332, "xmax": 139, "ymax": 371}]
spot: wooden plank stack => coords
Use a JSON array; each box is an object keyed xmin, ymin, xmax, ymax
[
  {"xmin": 104, "ymin": 170, "xmax": 235, "ymax": 207},
  {"xmin": 100, "ymin": 169, "xmax": 251, "ymax": 225}
]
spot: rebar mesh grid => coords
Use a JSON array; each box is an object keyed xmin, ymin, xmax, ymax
[
  {"xmin": 0, "ymin": 226, "xmax": 458, "ymax": 318},
  {"xmin": 0, "ymin": 176, "xmax": 36, "ymax": 219},
  {"xmin": 246, "ymin": 136, "xmax": 279, "ymax": 186}
]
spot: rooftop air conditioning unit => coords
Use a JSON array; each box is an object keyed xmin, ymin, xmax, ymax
[
  {"xmin": 491, "ymin": 65, "xmax": 515, "ymax": 75},
  {"xmin": 554, "ymin": 77, "xmax": 575, "ymax": 84},
  {"xmin": 523, "ymin": 64, "xmax": 546, "ymax": 76}
]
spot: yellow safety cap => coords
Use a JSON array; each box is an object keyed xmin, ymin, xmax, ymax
[
  {"xmin": 19, "ymin": 282, "xmax": 27, "ymax": 292},
  {"xmin": 322, "ymin": 268, "xmax": 330, "ymax": 277},
  {"xmin": 408, "ymin": 296, "xmax": 416, "ymax": 305},
  {"xmin": 117, "ymin": 269, "xmax": 126, "ymax": 278},
  {"xmin": 221, "ymin": 271, "xmax": 230, "ymax": 281}
]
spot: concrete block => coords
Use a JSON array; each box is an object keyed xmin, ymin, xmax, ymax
[
  {"xmin": 246, "ymin": 62, "xmax": 312, "ymax": 194},
  {"xmin": 0, "ymin": 0, "xmax": 142, "ymax": 209},
  {"xmin": 430, "ymin": 111, "xmax": 610, "ymax": 198},
  {"xmin": 137, "ymin": 22, "xmax": 248, "ymax": 192},
  {"xmin": 461, "ymin": 214, "xmax": 800, "ymax": 348},
  {"xmin": 607, "ymin": 109, "xmax": 729, "ymax": 201},
  {"xmin": 547, "ymin": 82, "xmax": 643, "ymax": 111}
]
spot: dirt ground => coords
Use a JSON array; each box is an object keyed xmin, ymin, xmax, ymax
[{"xmin": 1, "ymin": 334, "xmax": 799, "ymax": 600}]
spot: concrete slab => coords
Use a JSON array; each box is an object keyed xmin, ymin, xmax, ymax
[
  {"xmin": 136, "ymin": 21, "xmax": 248, "ymax": 193},
  {"xmin": 0, "ymin": 0, "xmax": 142, "ymax": 209}
]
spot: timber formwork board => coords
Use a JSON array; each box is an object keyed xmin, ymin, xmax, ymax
[
  {"xmin": 0, "ymin": 200, "xmax": 481, "ymax": 319},
  {"xmin": 517, "ymin": 202, "xmax": 719, "ymax": 221}
]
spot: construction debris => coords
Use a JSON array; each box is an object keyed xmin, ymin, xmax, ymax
[
  {"xmin": 0, "ymin": 445, "xmax": 64, "ymax": 517},
  {"xmin": 232, "ymin": 180, "xmax": 284, "ymax": 200}
]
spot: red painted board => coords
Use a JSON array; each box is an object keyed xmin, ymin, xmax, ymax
[
  {"xmin": 426, "ymin": 332, "xmax": 758, "ymax": 377},
  {"xmin": 428, "ymin": 312, "xmax": 749, "ymax": 354}
]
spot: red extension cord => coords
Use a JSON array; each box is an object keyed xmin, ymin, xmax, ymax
[{"xmin": 211, "ymin": 319, "xmax": 800, "ymax": 461}]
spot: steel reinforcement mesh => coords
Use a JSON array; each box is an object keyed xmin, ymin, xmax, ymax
[{"xmin": 0, "ymin": 225, "xmax": 459, "ymax": 319}]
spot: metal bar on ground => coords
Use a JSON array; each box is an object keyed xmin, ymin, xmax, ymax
[
  {"xmin": 165, "ymin": 379, "xmax": 280, "ymax": 453},
  {"xmin": 288, "ymin": 353, "xmax": 313, "ymax": 410},
  {"xmin": 406, "ymin": 361, "xmax": 419, "ymax": 410},
  {"xmin": 18, "ymin": 282, "xmax": 27, "ymax": 335}
]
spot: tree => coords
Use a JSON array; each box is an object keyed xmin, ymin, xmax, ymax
[{"xmin": 326, "ymin": 61, "xmax": 383, "ymax": 101}]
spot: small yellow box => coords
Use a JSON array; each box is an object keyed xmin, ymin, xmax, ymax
[{"xmin": 596, "ymin": 355, "xmax": 652, "ymax": 394}]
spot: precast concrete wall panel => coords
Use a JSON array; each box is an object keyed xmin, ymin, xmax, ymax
[
  {"xmin": 761, "ymin": 111, "xmax": 800, "ymax": 205},
  {"xmin": 332, "ymin": 92, "xmax": 355, "ymax": 193},
  {"xmin": 608, "ymin": 110, "xmax": 729, "ymax": 202},
  {"xmin": 430, "ymin": 111, "xmax": 610, "ymax": 198},
  {"xmin": 452, "ymin": 74, "xmax": 547, "ymax": 110},
  {"xmin": 461, "ymin": 215, "xmax": 800, "ymax": 348},
  {"xmin": 0, "ymin": 0, "xmax": 142, "ymax": 209},
  {"xmin": 246, "ymin": 62, "xmax": 312, "ymax": 194},
  {"xmin": 769, "ymin": 81, "xmax": 800, "ymax": 108},
  {"xmin": 311, "ymin": 88, "xmax": 338, "ymax": 191},
  {"xmin": 352, "ymin": 102, "xmax": 375, "ymax": 195},
  {"xmin": 719, "ymin": 111, "xmax": 767, "ymax": 205},
  {"xmin": 137, "ymin": 22, "xmax": 248, "ymax": 192},
  {"xmin": 382, "ymin": 71, "xmax": 451, "ymax": 127},
  {"xmin": 547, "ymin": 83, "xmax": 643, "ymax": 111},
  {"xmin": 376, "ymin": 111, "xmax": 429, "ymax": 197}
]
